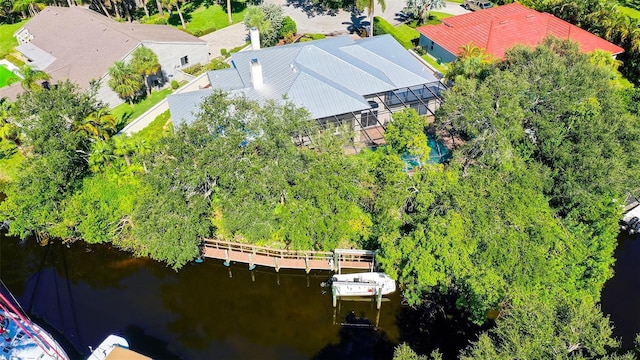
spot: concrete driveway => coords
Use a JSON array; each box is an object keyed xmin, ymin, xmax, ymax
[{"xmin": 268, "ymin": 0, "xmax": 470, "ymax": 35}]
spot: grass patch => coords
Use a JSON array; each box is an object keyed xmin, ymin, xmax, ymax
[
  {"xmin": 111, "ymin": 88, "xmax": 173, "ymax": 127},
  {"xmin": 421, "ymin": 54, "xmax": 447, "ymax": 73},
  {"xmin": 0, "ymin": 20, "xmax": 26, "ymax": 58},
  {"xmin": 0, "ymin": 65, "xmax": 18, "ymax": 87},
  {"xmin": 134, "ymin": 110, "xmax": 172, "ymax": 144},
  {"xmin": 184, "ymin": 4, "xmax": 247, "ymax": 36},
  {"xmin": 448, "ymin": 0, "xmax": 463, "ymax": 3},
  {"xmin": 0, "ymin": 144, "xmax": 24, "ymax": 187},
  {"xmin": 619, "ymin": 5, "xmax": 640, "ymax": 20},
  {"xmin": 373, "ymin": 16, "xmax": 420, "ymax": 49},
  {"xmin": 426, "ymin": 11, "xmax": 454, "ymax": 24}
]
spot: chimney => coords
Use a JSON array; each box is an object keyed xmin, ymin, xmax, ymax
[
  {"xmin": 250, "ymin": 58, "xmax": 263, "ymax": 88},
  {"xmin": 250, "ymin": 27, "xmax": 260, "ymax": 51}
]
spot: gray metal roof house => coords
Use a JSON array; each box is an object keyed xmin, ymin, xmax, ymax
[
  {"xmin": 7, "ymin": 6, "xmax": 208, "ymax": 106},
  {"xmin": 168, "ymin": 34, "xmax": 445, "ymax": 146}
]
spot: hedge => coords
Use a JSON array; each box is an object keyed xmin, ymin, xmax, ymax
[{"xmin": 373, "ymin": 16, "xmax": 420, "ymax": 49}]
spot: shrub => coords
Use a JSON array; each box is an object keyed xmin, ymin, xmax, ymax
[
  {"xmin": 283, "ymin": 32, "xmax": 297, "ymax": 44},
  {"xmin": 181, "ymin": 58, "xmax": 230, "ymax": 76},
  {"xmin": 280, "ymin": 16, "xmax": 297, "ymax": 37},
  {"xmin": 4, "ymin": 54, "xmax": 25, "ymax": 67},
  {"xmin": 220, "ymin": 48, "xmax": 229, "ymax": 57},
  {"xmin": 373, "ymin": 16, "xmax": 419, "ymax": 49},
  {"xmin": 148, "ymin": 16, "xmax": 168, "ymax": 25},
  {"xmin": 171, "ymin": 80, "xmax": 179, "ymax": 89},
  {"xmin": 229, "ymin": 42, "xmax": 250, "ymax": 53},
  {"xmin": 299, "ymin": 33, "xmax": 326, "ymax": 42}
]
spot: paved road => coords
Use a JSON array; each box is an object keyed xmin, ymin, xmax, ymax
[{"xmin": 200, "ymin": 1, "xmax": 469, "ymax": 59}]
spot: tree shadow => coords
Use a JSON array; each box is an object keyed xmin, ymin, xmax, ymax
[
  {"xmin": 285, "ymin": 0, "xmax": 342, "ymax": 18},
  {"xmin": 396, "ymin": 292, "xmax": 492, "ymax": 359},
  {"xmin": 313, "ymin": 310, "xmax": 395, "ymax": 359},
  {"xmin": 394, "ymin": 11, "xmax": 412, "ymax": 24},
  {"xmin": 122, "ymin": 325, "xmax": 183, "ymax": 360},
  {"xmin": 341, "ymin": 8, "xmax": 368, "ymax": 34}
]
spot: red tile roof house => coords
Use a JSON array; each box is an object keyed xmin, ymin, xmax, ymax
[
  {"xmin": 416, "ymin": 3, "xmax": 624, "ymax": 64},
  {"xmin": 1, "ymin": 6, "xmax": 209, "ymax": 106}
]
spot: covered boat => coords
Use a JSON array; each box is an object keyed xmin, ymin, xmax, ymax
[
  {"xmin": 331, "ymin": 272, "xmax": 396, "ymax": 297},
  {"xmin": 0, "ymin": 291, "xmax": 69, "ymax": 360},
  {"xmin": 87, "ymin": 334, "xmax": 151, "ymax": 360}
]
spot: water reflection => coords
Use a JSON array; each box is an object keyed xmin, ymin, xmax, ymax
[
  {"xmin": 0, "ymin": 233, "xmax": 402, "ymax": 359},
  {"xmin": 601, "ymin": 233, "xmax": 640, "ymax": 350}
]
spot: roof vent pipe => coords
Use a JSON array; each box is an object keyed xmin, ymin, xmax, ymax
[
  {"xmin": 250, "ymin": 58, "xmax": 263, "ymax": 88},
  {"xmin": 250, "ymin": 28, "xmax": 260, "ymax": 51}
]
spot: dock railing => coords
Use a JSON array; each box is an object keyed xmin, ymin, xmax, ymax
[{"xmin": 201, "ymin": 238, "xmax": 375, "ymax": 273}]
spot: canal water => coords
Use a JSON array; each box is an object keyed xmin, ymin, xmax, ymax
[
  {"xmin": 3, "ymin": 225, "xmax": 637, "ymax": 358},
  {"xmin": 0, "ymin": 232, "xmax": 402, "ymax": 359},
  {"xmin": 601, "ymin": 233, "xmax": 640, "ymax": 350}
]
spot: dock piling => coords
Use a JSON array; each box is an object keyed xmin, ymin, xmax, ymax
[
  {"xmin": 223, "ymin": 249, "xmax": 230, "ymax": 267},
  {"xmin": 248, "ymin": 253, "xmax": 256, "ymax": 271}
]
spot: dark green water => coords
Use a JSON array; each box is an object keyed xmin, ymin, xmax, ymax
[
  {"xmin": 0, "ymin": 232, "xmax": 402, "ymax": 359},
  {"xmin": 601, "ymin": 233, "xmax": 640, "ymax": 350}
]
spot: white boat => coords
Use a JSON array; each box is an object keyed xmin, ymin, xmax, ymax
[
  {"xmin": 620, "ymin": 203, "xmax": 640, "ymax": 235},
  {"xmin": 331, "ymin": 272, "xmax": 396, "ymax": 297},
  {"xmin": 87, "ymin": 334, "xmax": 151, "ymax": 360},
  {"xmin": 0, "ymin": 292, "xmax": 69, "ymax": 360}
]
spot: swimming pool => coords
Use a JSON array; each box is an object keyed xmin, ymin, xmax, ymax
[{"xmin": 400, "ymin": 133, "xmax": 452, "ymax": 170}]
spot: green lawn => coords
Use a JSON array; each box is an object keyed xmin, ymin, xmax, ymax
[
  {"xmin": 422, "ymin": 54, "xmax": 448, "ymax": 74},
  {"xmin": 426, "ymin": 11, "xmax": 454, "ymax": 25},
  {"xmin": 184, "ymin": 4, "xmax": 247, "ymax": 35},
  {"xmin": 111, "ymin": 88, "xmax": 173, "ymax": 127},
  {"xmin": 0, "ymin": 145, "xmax": 24, "ymax": 188},
  {"xmin": 134, "ymin": 110, "xmax": 172, "ymax": 144},
  {"xmin": 0, "ymin": 65, "xmax": 18, "ymax": 87},
  {"xmin": 0, "ymin": 20, "xmax": 27, "ymax": 58},
  {"xmin": 619, "ymin": 5, "xmax": 640, "ymax": 20}
]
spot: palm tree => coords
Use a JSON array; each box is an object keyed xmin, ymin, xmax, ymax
[
  {"xmin": 88, "ymin": 140, "xmax": 115, "ymax": 172},
  {"xmin": 130, "ymin": 46, "xmax": 160, "ymax": 96},
  {"xmin": 18, "ymin": 65, "xmax": 49, "ymax": 92},
  {"xmin": 155, "ymin": 0, "xmax": 163, "ymax": 17},
  {"xmin": 403, "ymin": 0, "xmax": 445, "ymax": 25},
  {"xmin": 75, "ymin": 107, "xmax": 117, "ymax": 141},
  {"xmin": 227, "ymin": 0, "xmax": 232, "ymax": 25},
  {"xmin": 162, "ymin": 0, "xmax": 185, "ymax": 29},
  {"xmin": 12, "ymin": 0, "xmax": 44, "ymax": 18},
  {"xmin": 356, "ymin": 0, "xmax": 386, "ymax": 37},
  {"xmin": 108, "ymin": 61, "xmax": 142, "ymax": 105},
  {"xmin": 113, "ymin": 135, "xmax": 134, "ymax": 167}
]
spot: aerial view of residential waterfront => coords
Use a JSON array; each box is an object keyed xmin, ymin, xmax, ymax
[{"xmin": 1, "ymin": 0, "xmax": 640, "ymax": 359}]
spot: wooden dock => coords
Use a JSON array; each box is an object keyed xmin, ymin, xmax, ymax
[{"xmin": 201, "ymin": 239, "xmax": 375, "ymax": 273}]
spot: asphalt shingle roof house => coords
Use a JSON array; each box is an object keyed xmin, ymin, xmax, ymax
[
  {"xmin": 168, "ymin": 34, "xmax": 445, "ymax": 146},
  {"xmin": 417, "ymin": 3, "xmax": 624, "ymax": 63},
  {"xmin": 8, "ymin": 6, "xmax": 209, "ymax": 106}
]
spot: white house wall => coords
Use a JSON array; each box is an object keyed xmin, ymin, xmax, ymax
[
  {"xmin": 97, "ymin": 41, "xmax": 209, "ymax": 107},
  {"xmin": 141, "ymin": 42, "xmax": 209, "ymax": 82}
]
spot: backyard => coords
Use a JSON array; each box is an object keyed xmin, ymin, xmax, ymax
[
  {"xmin": 111, "ymin": 88, "xmax": 173, "ymax": 127},
  {"xmin": 0, "ymin": 20, "xmax": 26, "ymax": 58}
]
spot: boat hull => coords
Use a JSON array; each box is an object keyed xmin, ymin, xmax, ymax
[
  {"xmin": 0, "ymin": 309, "xmax": 69, "ymax": 360},
  {"xmin": 331, "ymin": 272, "xmax": 396, "ymax": 297}
]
